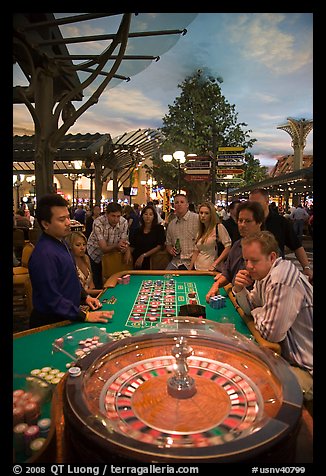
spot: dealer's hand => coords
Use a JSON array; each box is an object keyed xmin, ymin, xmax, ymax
[
  {"xmin": 86, "ymin": 295, "xmax": 102, "ymax": 310},
  {"xmin": 86, "ymin": 310, "xmax": 114, "ymax": 323}
]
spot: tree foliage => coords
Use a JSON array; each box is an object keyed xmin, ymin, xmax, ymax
[
  {"xmin": 243, "ymin": 153, "xmax": 269, "ymax": 184},
  {"xmin": 150, "ymin": 70, "xmax": 266, "ymax": 203}
]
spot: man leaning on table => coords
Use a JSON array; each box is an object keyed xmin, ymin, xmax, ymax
[{"xmin": 232, "ymin": 231, "xmax": 313, "ymax": 402}]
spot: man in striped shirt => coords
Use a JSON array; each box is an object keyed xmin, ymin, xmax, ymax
[
  {"xmin": 233, "ymin": 231, "xmax": 313, "ymax": 402},
  {"xmin": 87, "ymin": 202, "xmax": 130, "ymax": 288}
]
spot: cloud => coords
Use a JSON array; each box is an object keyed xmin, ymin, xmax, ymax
[
  {"xmin": 228, "ymin": 13, "xmax": 312, "ymax": 74},
  {"xmin": 252, "ymin": 92, "xmax": 280, "ymax": 104},
  {"xmin": 98, "ymin": 88, "xmax": 166, "ymax": 120}
]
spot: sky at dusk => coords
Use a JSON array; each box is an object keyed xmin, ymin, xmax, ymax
[{"xmin": 13, "ymin": 13, "xmax": 313, "ymax": 169}]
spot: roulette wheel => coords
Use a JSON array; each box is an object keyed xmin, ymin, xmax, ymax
[{"xmin": 63, "ymin": 317, "xmax": 303, "ymax": 463}]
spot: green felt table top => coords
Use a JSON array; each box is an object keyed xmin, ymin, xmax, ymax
[{"xmin": 14, "ymin": 273, "xmax": 250, "ymax": 380}]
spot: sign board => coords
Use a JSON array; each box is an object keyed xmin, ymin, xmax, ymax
[
  {"xmin": 216, "ymin": 168, "xmax": 244, "ymax": 175},
  {"xmin": 217, "ymin": 154, "xmax": 245, "ymax": 159},
  {"xmin": 184, "ymin": 160, "xmax": 211, "ymax": 169},
  {"xmin": 217, "ymin": 161, "xmax": 244, "ymax": 166},
  {"xmin": 184, "ymin": 175, "xmax": 210, "ymax": 182},
  {"xmin": 215, "ymin": 178, "xmax": 244, "ymax": 184},
  {"xmin": 186, "ymin": 156, "xmax": 211, "ymax": 161},
  {"xmin": 218, "ymin": 146, "xmax": 244, "ymax": 152},
  {"xmin": 184, "ymin": 169, "xmax": 210, "ymax": 175}
]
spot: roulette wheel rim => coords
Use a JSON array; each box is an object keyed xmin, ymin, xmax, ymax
[{"xmin": 63, "ymin": 318, "xmax": 303, "ymax": 463}]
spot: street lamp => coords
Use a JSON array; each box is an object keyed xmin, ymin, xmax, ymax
[
  {"xmin": 162, "ymin": 150, "xmax": 186, "ymax": 193},
  {"xmin": 13, "ymin": 174, "xmax": 23, "ymax": 210},
  {"xmin": 26, "ymin": 175, "xmax": 36, "ymax": 197},
  {"xmin": 64, "ymin": 173, "xmax": 79, "ymax": 209}
]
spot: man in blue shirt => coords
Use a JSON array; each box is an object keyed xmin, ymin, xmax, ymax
[{"xmin": 28, "ymin": 194, "xmax": 113, "ymax": 328}]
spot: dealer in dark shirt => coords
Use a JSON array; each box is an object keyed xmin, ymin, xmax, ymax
[{"xmin": 28, "ymin": 194, "xmax": 113, "ymax": 328}]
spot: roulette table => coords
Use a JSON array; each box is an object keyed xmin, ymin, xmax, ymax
[{"xmin": 13, "ymin": 270, "xmax": 305, "ymax": 463}]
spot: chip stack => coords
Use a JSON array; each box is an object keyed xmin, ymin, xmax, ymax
[{"xmin": 209, "ymin": 295, "xmax": 226, "ymax": 309}]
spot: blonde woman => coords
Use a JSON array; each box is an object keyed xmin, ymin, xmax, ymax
[
  {"xmin": 189, "ymin": 202, "xmax": 231, "ymax": 272},
  {"xmin": 65, "ymin": 231, "xmax": 102, "ymax": 297}
]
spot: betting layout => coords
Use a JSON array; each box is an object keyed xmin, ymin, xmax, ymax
[{"xmin": 126, "ymin": 278, "xmax": 200, "ymax": 328}]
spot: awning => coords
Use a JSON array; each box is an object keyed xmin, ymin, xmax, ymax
[{"xmin": 229, "ymin": 166, "xmax": 313, "ymax": 197}]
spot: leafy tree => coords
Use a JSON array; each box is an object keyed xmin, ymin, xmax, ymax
[
  {"xmin": 243, "ymin": 153, "xmax": 269, "ymax": 184},
  {"xmin": 151, "ymin": 70, "xmax": 260, "ymax": 203}
]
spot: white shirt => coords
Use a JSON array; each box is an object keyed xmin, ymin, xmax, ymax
[{"xmin": 233, "ymin": 257, "xmax": 313, "ymax": 374}]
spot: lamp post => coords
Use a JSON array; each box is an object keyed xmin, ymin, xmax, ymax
[
  {"xmin": 13, "ymin": 174, "xmax": 23, "ymax": 210},
  {"xmin": 26, "ymin": 175, "xmax": 36, "ymax": 197},
  {"xmin": 162, "ymin": 150, "xmax": 186, "ymax": 194},
  {"xmin": 64, "ymin": 173, "xmax": 79, "ymax": 210}
]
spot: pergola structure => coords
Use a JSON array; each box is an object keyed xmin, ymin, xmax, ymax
[
  {"xmin": 13, "ymin": 13, "xmax": 196, "ymax": 204},
  {"xmin": 13, "ymin": 128, "xmax": 165, "ymax": 204}
]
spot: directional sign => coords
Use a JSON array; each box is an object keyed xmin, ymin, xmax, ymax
[
  {"xmin": 216, "ymin": 168, "xmax": 244, "ymax": 175},
  {"xmin": 217, "ymin": 154, "xmax": 245, "ymax": 159},
  {"xmin": 184, "ymin": 175, "xmax": 210, "ymax": 182},
  {"xmin": 215, "ymin": 178, "xmax": 244, "ymax": 184},
  {"xmin": 218, "ymin": 146, "xmax": 244, "ymax": 152},
  {"xmin": 217, "ymin": 161, "xmax": 244, "ymax": 166},
  {"xmin": 186, "ymin": 156, "xmax": 211, "ymax": 161},
  {"xmin": 184, "ymin": 169, "xmax": 210, "ymax": 175},
  {"xmin": 184, "ymin": 160, "xmax": 211, "ymax": 169}
]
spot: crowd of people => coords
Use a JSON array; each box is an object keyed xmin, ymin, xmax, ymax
[{"xmin": 23, "ymin": 189, "xmax": 313, "ymax": 404}]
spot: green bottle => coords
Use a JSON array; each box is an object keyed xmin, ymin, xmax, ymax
[{"xmin": 175, "ymin": 238, "xmax": 181, "ymax": 256}]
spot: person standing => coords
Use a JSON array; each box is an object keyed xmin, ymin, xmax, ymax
[
  {"xmin": 249, "ymin": 188, "xmax": 312, "ymax": 283},
  {"xmin": 290, "ymin": 204, "xmax": 309, "ymax": 241},
  {"xmin": 28, "ymin": 194, "xmax": 112, "ymax": 328},
  {"xmin": 129, "ymin": 204, "xmax": 166, "ymax": 269},
  {"xmin": 128, "ymin": 203, "xmax": 141, "ymax": 241},
  {"xmin": 206, "ymin": 201, "xmax": 265, "ymax": 302},
  {"xmin": 165, "ymin": 194, "xmax": 198, "ymax": 270},
  {"xmin": 189, "ymin": 202, "xmax": 231, "ymax": 271},
  {"xmin": 73, "ymin": 204, "xmax": 86, "ymax": 225},
  {"xmin": 233, "ymin": 231, "xmax": 313, "ymax": 401},
  {"xmin": 87, "ymin": 202, "xmax": 130, "ymax": 288},
  {"xmin": 85, "ymin": 205, "xmax": 101, "ymax": 239},
  {"xmin": 223, "ymin": 200, "xmax": 241, "ymax": 244}
]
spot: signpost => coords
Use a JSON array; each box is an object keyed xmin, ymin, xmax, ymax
[
  {"xmin": 215, "ymin": 147, "xmax": 246, "ymax": 203},
  {"xmin": 216, "ymin": 168, "xmax": 244, "ymax": 175},
  {"xmin": 215, "ymin": 178, "xmax": 244, "ymax": 184},
  {"xmin": 217, "ymin": 154, "xmax": 244, "ymax": 159},
  {"xmin": 184, "ymin": 169, "xmax": 210, "ymax": 175},
  {"xmin": 217, "ymin": 161, "xmax": 244, "ymax": 166},
  {"xmin": 184, "ymin": 175, "xmax": 210, "ymax": 182},
  {"xmin": 182, "ymin": 146, "xmax": 246, "ymax": 201},
  {"xmin": 218, "ymin": 146, "xmax": 244, "ymax": 152},
  {"xmin": 184, "ymin": 160, "xmax": 211, "ymax": 169}
]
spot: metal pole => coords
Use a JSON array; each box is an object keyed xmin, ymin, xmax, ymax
[
  {"xmin": 90, "ymin": 174, "xmax": 94, "ymax": 208},
  {"xmin": 211, "ymin": 128, "xmax": 217, "ymax": 204},
  {"xmin": 178, "ymin": 162, "xmax": 180, "ymax": 194},
  {"xmin": 72, "ymin": 180, "xmax": 75, "ymax": 208},
  {"xmin": 16, "ymin": 185, "xmax": 20, "ymax": 210}
]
